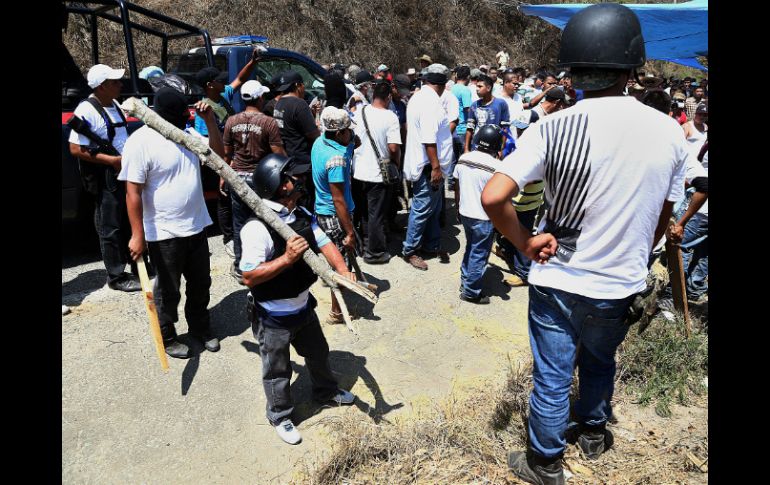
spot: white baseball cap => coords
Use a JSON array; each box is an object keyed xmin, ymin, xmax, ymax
[
  {"xmin": 241, "ymin": 80, "xmax": 270, "ymax": 100},
  {"xmin": 406, "ymin": 68, "xmax": 416, "ymax": 76},
  {"xmin": 87, "ymin": 64, "xmax": 125, "ymax": 89}
]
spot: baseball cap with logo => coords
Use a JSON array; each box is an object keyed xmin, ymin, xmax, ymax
[
  {"xmin": 511, "ymin": 109, "xmax": 540, "ymax": 130},
  {"xmin": 87, "ymin": 64, "xmax": 125, "ymax": 89},
  {"xmin": 276, "ymin": 70, "xmax": 304, "ymax": 92},
  {"xmin": 241, "ymin": 80, "xmax": 270, "ymax": 100},
  {"xmin": 695, "ymin": 103, "xmax": 708, "ymax": 114}
]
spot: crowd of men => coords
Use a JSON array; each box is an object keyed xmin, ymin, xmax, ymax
[{"xmin": 68, "ymin": 3, "xmax": 707, "ymax": 480}]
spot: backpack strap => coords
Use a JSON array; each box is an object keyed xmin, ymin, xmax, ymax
[{"xmin": 85, "ymin": 97, "xmax": 127, "ymax": 144}]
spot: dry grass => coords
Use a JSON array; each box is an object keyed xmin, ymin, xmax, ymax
[
  {"xmin": 293, "ymin": 305, "xmax": 708, "ymax": 484},
  {"xmin": 293, "ymin": 359, "xmax": 532, "ymax": 485}
]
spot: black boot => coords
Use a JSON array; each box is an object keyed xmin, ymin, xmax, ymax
[
  {"xmin": 507, "ymin": 449, "xmax": 564, "ymax": 485},
  {"xmin": 164, "ymin": 338, "xmax": 191, "ymax": 359},
  {"xmin": 576, "ymin": 423, "xmax": 613, "ymax": 460},
  {"xmin": 191, "ymin": 331, "xmax": 220, "ymax": 352}
]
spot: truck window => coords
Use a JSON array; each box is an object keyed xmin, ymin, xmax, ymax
[{"xmin": 255, "ymin": 60, "xmax": 324, "ymax": 102}]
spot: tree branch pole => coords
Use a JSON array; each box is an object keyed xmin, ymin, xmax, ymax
[{"xmin": 120, "ymin": 98, "xmax": 378, "ymax": 313}]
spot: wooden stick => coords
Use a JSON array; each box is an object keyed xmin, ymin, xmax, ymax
[
  {"xmin": 665, "ymin": 220, "xmax": 692, "ymax": 337},
  {"xmin": 119, "ymin": 98, "xmax": 377, "ymax": 308},
  {"xmin": 136, "ymin": 258, "xmax": 169, "ymax": 372},
  {"xmin": 332, "ymin": 287, "xmax": 359, "ymax": 335}
]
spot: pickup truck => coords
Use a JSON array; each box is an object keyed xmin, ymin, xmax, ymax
[{"xmin": 62, "ymin": 1, "xmax": 327, "ymax": 227}]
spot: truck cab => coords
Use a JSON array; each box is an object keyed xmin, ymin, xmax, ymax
[{"xmin": 171, "ymin": 35, "xmax": 327, "ymax": 111}]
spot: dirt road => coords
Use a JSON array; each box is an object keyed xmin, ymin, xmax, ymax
[{"xmin": 62, "ymin": 210, "xmax": 533, "ymax": 484}]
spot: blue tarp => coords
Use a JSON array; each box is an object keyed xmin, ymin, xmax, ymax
[{"xmin": 520, "ymin": 0, "xmax": 708, "ymax": 71}]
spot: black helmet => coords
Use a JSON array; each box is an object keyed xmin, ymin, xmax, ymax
[
  {"xmin": 473, "ymin": 124, "xmax": 503, "ymax": 154},
  {"xmin": 252, "ymin": 153, "xmax": 293, "ymax": 200},
  {"xmin": 557, "ymin": 3, "xmax": 645, "ymax": 91}
]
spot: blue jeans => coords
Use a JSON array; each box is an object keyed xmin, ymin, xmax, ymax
[
  {"xmin": 402, "ymin": 167, "xmax": 443, "ymax": 256},
  {"xmin": 495, "ymin": 207, "xmax": 537, "ymax": 280},
  {"xmin": 527, "ymin": 285, "xmax": 633, "ymax": 458},
  {"xmin": 680, "ymin": 213, "xmax": 708, "ymax": 299},
  {"xmin": 460, "ymin": 216, "xmax": 495, "ymax": 298}
]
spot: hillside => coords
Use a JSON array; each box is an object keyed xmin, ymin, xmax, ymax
[{"xmin": 63, "ymin": 0, "xmax": 565, "ymax": 75}]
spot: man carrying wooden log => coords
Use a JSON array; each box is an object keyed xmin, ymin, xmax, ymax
[
  {"xmin": 240, "ymin": 153, "xmax": 357, "ymax": 445},
  {"xmin": 119, "ymin": 87, "xmax": 223, "ymax": 360}
]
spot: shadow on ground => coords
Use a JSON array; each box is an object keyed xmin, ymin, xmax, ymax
[
  {"xmin": 342, "ymin": 272, "xmax": 390, "ymax": 322},
  {"xmin": 179, "ymin": 288, "xmax": 251, "ymax": 396},
  {"xmin": 62, "ymin": 268, "xmax": 106, "ymax": 306},
  {"xmin": 239, "ymin": 341, "xmax": 403, "ymax": 426}
]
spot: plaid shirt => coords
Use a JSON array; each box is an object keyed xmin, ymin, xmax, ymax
[{"xmin": 684, "ymin": 97, "xmax": 700, "ymax": 121}]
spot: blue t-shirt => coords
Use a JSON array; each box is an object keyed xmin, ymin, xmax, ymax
[
  {"xmin": 467, "ymin": 97, "xmax": 510, "ymax": 150},
  {"xmin": 452, "ymin": 83, "xmax": 473, "ymax": 137},
  {"xmin": 311, "ymin": 136, "xmax": 355, "ymax": 216},
  {"xmin": 388, "ymin": 99, "xmax": 406, "ymax": 125},
  {"xmin": 194, "ymin": 85, "xmax": 235, "ymax": 136}
]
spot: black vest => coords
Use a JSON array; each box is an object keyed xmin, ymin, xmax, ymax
[{"xmin": 250, "ymin": 208, "xmax": 320, "ymax": 302}]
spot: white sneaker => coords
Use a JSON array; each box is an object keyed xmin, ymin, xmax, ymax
[
  {"xmin": 224, "ymin": 240, "xmax": 235, "ymax": 258},
  {"xmin": 331, "ymin": 389, "xmax": 356, "ymax": 405},
  {"xmin": 275, "ymin": 419, "xmax": 302, "ymax": 445}
]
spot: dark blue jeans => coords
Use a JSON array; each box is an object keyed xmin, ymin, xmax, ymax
[
  {"xmin": 527, "ymin": 284, "xmax": 633, "ymax": 458},
  {"xmin": 511, "ymin": 208, "xmax": 537, "ymax": 280},
  {"xmin": 231, "ymin": 172, "xmax": 254, "ymax": 270},
  {"xmin": 460, "ymin": 216, "xmax": 495, "ymax": 298},
  {"xmin": 680, "ymin": 213, "xmax": 708, "ymax": 299},
  {"xmin": 402, "ymin": 167, "xmax": 443, "ymax": 256}
]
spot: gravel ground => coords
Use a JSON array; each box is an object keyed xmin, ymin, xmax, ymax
[{"xmin": 61, "ymin": 201, "xmax": 531, "ymax": 484}]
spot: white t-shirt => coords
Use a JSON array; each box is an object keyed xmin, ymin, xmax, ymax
[
  {"xmin": 347, "ymin": 87, "xmax": 370, "ymax": 113},
  {"xmin": 497, "ymin": 96, "xmax": 687, "ymax": 299},
  {"xmin": 501, "ymin": 94, "xmax": 524, "ymax": 141},
  {"xmin": 352, "ymin": 105, "xmax": 402, "ymax": 183},
  {"xmin": 403, "ymin": 86, "xmax": 454, "ymax": 181},
  {"xmin": 470, "ymin": 84, "xmax": 480, "ymax": 103},
  {"xmin": 68, "ymin": 96, "xmax": 128, "ymax": 154},
  {"xmin": 118, "ymin": 126, "xmax": 212, "ymax": 242},
  {"xmin": 452, "ymin": 150, "xmax": 498, "ymax": 220},
  {"xmin": 441, "ymin": 89, "xmax": 460, "ymax": 125},
  {"xmin": 239, "ymin": 200, "xmax": 331, "ymax": 314},
  {"xmin": 684, "ymin": 149, "xmax": 708, "ymax": 216}
]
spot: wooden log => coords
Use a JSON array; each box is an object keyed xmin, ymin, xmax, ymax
[
  {"xmin": 665, "ymin": 220, "xmax": 692, "ymax": 337},
  {"xmin": 119, "ymin": 98, "xmax": 378, "ymax": 310}
]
